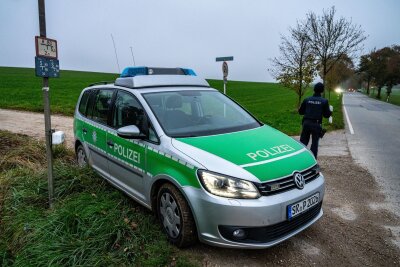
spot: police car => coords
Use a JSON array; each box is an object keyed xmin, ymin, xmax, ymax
[{"xmin": 74, "ymin": 67, "xmax": 325, "ymax": 248}]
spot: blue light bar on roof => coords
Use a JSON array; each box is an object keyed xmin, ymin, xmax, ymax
[
  {"xmin": 120, "ymin": 67, "xmax": 148, "ymax": 78},
  {"xmin": 120, "ymin": 67, "xmax": 197, "ymax": 77},
  {"xmin": 182, "ymin": 68, "xmax": 196, "ymax": 76}
]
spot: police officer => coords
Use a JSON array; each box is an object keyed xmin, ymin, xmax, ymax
[{"xmin": 298, "ymin": 82, "xmax": 332, "ymax": 158}]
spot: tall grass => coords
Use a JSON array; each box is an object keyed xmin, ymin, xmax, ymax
[{"xmin": 0, "ymin": 131, "xmax": 198, "ymax": 266}]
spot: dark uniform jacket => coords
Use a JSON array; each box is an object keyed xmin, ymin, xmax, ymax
[{"xmin": 298, "ymin": 94, "xmax": 332, "ymax": 123}]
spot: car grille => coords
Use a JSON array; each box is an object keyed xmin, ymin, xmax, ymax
[
  {"xmin": 255, "ymin": 165, "xmax": 320, "ymax": 196},
  {"xmin": 218, "ymin": 202, "xmax": 322, "ymax": 243}
]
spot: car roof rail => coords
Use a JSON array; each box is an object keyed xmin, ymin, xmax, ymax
[{"xmin": 88, "ymin": 81, "xmax": 114, "ymax": 87}]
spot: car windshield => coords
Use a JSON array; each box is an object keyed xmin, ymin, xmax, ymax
[{"xmin": 143, "ymin": 90, "xmax": 261, "ymax": 137}]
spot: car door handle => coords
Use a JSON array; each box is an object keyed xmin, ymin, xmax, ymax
[
  {"xmin": 107, "ymin": 140, "xmax": 114, "ymax": 147},
  {"xmin": 82, "ymin": 128, "xmax": 87, "ymax": 134}
]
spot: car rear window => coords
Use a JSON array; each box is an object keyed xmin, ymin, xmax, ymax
[
  {"xmin": 78, "ymin": 90, "xmax": 90, "ymax": 115},
  {"xmin": 91, "ymin": 89, "xmax": 114, "ymax": 125}
]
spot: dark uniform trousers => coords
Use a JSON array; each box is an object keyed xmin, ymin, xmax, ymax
[{"xmin": 300, "ymin": 119, "xmax": 321, "ymax": 158}]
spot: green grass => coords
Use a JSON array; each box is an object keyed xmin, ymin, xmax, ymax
[
  {"xmin": 0, "ymin": 131, "xmax": 199, "ymax": 267},
  {"xmin": 0, "ymin": 67, "xmax": 118, "ymax": 116},
  {"xmin": 361, "ymin": 87, "xmax": 400, "ymax": 106},
  {"xmin": 0, "ymin": 67, "xmax": 343, "ymax": 135}
]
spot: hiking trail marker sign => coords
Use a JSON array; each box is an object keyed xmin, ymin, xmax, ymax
[
  {"xmin": 35, "ymin": 36, "xmax": 59, "ymax": 78},
  {"xmin": 35, "ymin": 36, "xmax": 58, "ymax": 58}
]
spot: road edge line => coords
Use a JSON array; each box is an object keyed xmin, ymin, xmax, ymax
[{"xmin": 342, "ymin": 95, "xmax": 354, "ymax": 135}]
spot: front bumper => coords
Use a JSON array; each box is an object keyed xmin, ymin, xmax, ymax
[{"xmin": 183, "ymin": 173, "xmax": 325, "ymax": 249}]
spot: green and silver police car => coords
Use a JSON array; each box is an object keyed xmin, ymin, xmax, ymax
[{"xmin": 74, "ymin": 67, "xmax": 324, "ymax": 248}]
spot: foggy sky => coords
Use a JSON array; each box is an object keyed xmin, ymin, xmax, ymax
[{"xmin": 0, "ymin": 0, "xmax": 399, "ymax": 82}]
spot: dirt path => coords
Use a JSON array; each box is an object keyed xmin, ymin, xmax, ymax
[
  {"xmin": 1, "ymin": 109, "xmax": 399, "ymax": 266},
  {"xmin": 0, "ymin": 109, "xmax": 74, "ymax": 148}
]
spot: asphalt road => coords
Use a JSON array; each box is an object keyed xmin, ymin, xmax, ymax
[{"xmin": 343, "ymin": 92, "xmax": 400, "ymax": 217}]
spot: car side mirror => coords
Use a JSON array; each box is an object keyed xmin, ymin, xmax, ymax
[{"xmin": 117, "ymin": 125, "xmax": 142, "ymax": 139}]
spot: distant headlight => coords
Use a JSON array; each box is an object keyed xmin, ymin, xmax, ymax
[
  {"xmin": 335, "ymin": 87, "xmax": 343, "ymax": 93},
  {"xmin": 197, "ymin": 170, "xmax": 260, "ymax": 199}
]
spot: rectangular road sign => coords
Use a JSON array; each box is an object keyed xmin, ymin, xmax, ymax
[
  {"xmin": 216, "ymin": 56, "xmax": 234, "ymax": 62},
  {"xmin": 35, "ymin": 36, "xmax": 58, "ymax": 59},
  {"xmin": 35, "ymin": 56, "xmax": 60, "ymax": 78}
]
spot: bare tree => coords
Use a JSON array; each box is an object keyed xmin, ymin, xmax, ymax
[
  {"xmin": 270, "ymin": 22, "xmax": 316, "ymax": 107},
  {"xmin": 306, "ymin": 6, "xmax": 366, "ymax": 99}
]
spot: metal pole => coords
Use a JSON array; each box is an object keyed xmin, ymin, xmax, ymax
[
  {"xmin": 130, "ymin": 46, "xmax": 136, "ymax": 66},
  {"xmin": 223, "ymin": 80, "xmax": 226, "ymax": 95},
  {"xmin": 223, "ymin": 80, "xmax": 227, "ymax": 117},
  {"xmin": 38, "ymin": 0, "xmax": 54, "ymax": 208},
  {"xmin": 111, "ymin": 34, "xmax": 120, "ymax": 72},
  {"xmin": 43, "ymin": 85, "xmax": 54, "ymax": 207}
]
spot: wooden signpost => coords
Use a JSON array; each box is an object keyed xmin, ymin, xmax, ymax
[{"xmin": 35, "ymin": 0, "xmax": 59, "ymax": 208}]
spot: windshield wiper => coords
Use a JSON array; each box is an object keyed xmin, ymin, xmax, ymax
[{"xmin": 173, "ymin": 134, "xmax": 198, "ymax": 138}]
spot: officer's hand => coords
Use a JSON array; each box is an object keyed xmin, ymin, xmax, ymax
[{"xmin": 329, "ymin": 105, "xmax": 333, "ymax": 112}]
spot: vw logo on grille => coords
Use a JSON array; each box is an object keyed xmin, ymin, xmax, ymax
[{"xmin": 293, "ymin": 172, "xmax": 305, "ymax": 189}]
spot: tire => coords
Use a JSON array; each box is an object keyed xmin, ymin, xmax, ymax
[
  {"xmin": 76, "ymin": 144, "xmax": 88, "ymax": 167},
  {"xmin": 157, "ymin": 183, "xmax": 197, "ymax": 247}
]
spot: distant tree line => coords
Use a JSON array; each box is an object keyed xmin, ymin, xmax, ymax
[
  {"xmin": 358, "ymin": 45, "xmax": 400, "ymax": 101},
  {"xmin": 270, "ymin": 6, "xmax": 366, "ymax": 106}
]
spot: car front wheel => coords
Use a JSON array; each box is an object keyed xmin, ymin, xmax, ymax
[{"xmin": 157, "ymin": 183, "xmax": 197, "ymax": 247}]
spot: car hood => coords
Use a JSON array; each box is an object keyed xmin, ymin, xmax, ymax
[{"xmin": 172, "ymin": 125, "xmax": 316, "ymax": 182}]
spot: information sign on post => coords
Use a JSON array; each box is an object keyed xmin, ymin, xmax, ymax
[
  {"xmin": 216, "ymin": 56, "xmax": 233, "ymax": 95},
  {"xmin": 35, "ymin": 36, "xmax": 59, "ymax": 78},
  {"xmin": 35, "ymin": 36, "xmax": 58, "ymax": 58},
  {"xmin": 35, "ymin": 56, "xmax": 60, "ymax": 78},
  {"xmin": 216, "ymin": 56, "xmax": 234, "ymax": 62},
  {"xmin": 222, "ymin": 61, "xmax": 228, "ymax": 85}
]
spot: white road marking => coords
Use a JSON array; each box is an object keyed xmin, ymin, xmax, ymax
[
  {"xmin": 240, "ymin": 148, "xmax": 307, "ymax": 168},
  {"xmin": 343, "ymin": 96, "xmax": 355, "ymax": 134}
]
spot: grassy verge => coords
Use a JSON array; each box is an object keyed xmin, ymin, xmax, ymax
[
  {"xmin": 0, "ymin": 131, "xmax": 198, "ymax": 267},
  {"xmin": 0, "ymin": 67, "xmax": 343, "ymax": 135},
  {"xmin": 360, "ymin": 87, "xmax": 400, "ymax": 106}
]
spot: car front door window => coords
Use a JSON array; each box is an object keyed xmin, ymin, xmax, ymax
[
  {"xmin": 92, "ymin": 90, "xmax": 113, "ymax": 125},
  {"xmin": 113, "ymin": 91, "xmax": 158, "ymax": 143}
]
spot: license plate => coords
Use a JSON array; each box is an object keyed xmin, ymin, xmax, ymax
[{"xmin": 287, "ymin": 193, "xmax": 320, "ymax": 220}]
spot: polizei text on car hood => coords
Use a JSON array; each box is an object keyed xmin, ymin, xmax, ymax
[{"xmin": 173, "ymin": 125, "xmax": 316, "ymax": 182}]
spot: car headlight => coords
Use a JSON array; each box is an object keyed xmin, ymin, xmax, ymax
[
  {"xmin": 312, "ymin": 164, "xmax": 321, "ymax": 174},
  {"xmin": 197, "ymin": 170, "xmax": 260, "ymax": 199}
]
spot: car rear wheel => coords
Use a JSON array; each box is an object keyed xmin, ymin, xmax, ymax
[
  {"xmin": 76, "ymin": 144, "xmax": 87, "ymax": 167},
  {"xmin": 157, "ymin": 183, "xmax": 197, "ymax": 247}
]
